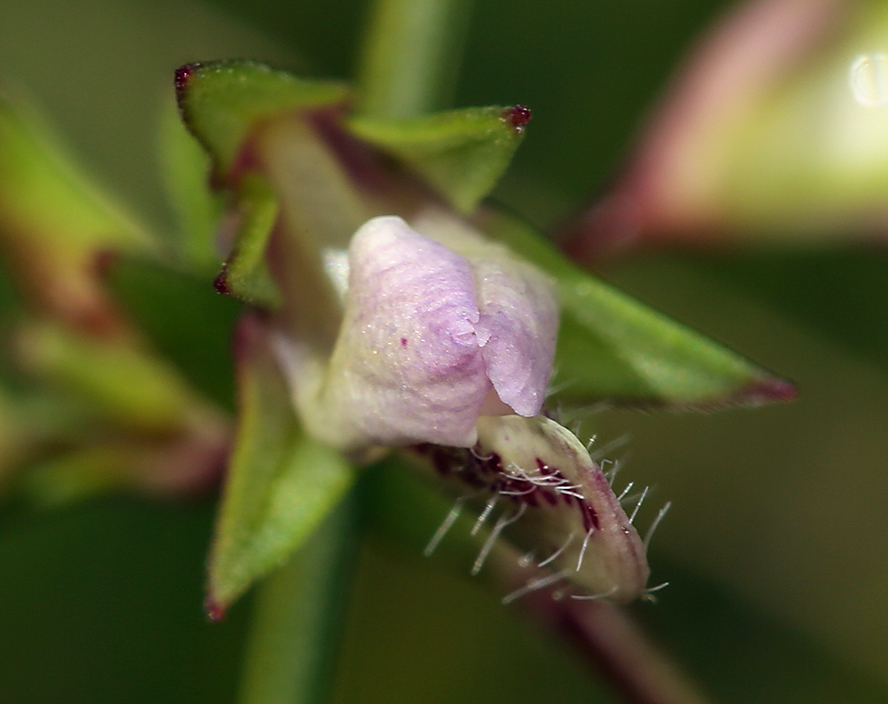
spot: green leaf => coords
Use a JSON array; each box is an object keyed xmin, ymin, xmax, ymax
[
  {"xmin": 214, "ymin": 175, "xmax": 282, "ymax": 307},
  {"xmin": 15, "ymin": 321, "xmax": 201, "ymax": 435},
  {"xmin": 208, "ymin": 315, "xmax": 355, "ymax": 613},
  {"xmin": 175, "ymin": 60, "xmax": 349, "ymax": 178},
  {"xmin": 20, "ymin": 445, "xmax": 144, "ymax": 509},
  {"xmin": 0, "ymin": 96, "xmax": 154, "ymax": 326},
  {"xmin": 480, "ymin": 207, "xmax": 794, "ymax": 408},
  {"xmin": 0, "ymin": 96, "xmax": 151, "ymax": 254},
  {"xmin": 348, "ymin": 106, "xmax": 529, "ymax": 213}
]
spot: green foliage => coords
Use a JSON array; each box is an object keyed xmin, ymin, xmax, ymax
[
  {"xmin": 0, "ymin": 96, "xmax": 150, "ymax": 254},
  {"xmin": 0, "ymin": 96, "xmax": 155, "ymax": 328},
  {"xmin": 175, "ymin": 60, "xmax": 349, "ymax": 177},
  {"xmin": 3, "ymin": 0, "xmax": 888, "ymax": 701},
  {"xmin": 215, "ymin": 175, "xmax": 282, "ymax": 307},
  {"xmin": 349, "ymin": 105, "xmax": 526, "ymax": 213},
  {"xmin": 482, "ymin": 208, "xmax": 792, "ymax": 408},
  {"xmin": 207, "ymin": 316, "xmax": 355, "ymax": 611},
  {"xmin": 15, "ymin": 321, "xmax": 197, "ymax": 434}
]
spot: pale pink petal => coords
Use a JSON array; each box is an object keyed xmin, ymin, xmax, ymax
[
  {"xmin": 323, "ymin": 216, "xmax": 491, "ymax": 448},
  {"xmin": 474, "ymin": 258, "xmax": 559, "ymax": 416}
]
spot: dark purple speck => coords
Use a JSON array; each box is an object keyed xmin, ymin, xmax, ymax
[
  {"xmin": 213, "ymin": 270, "xmax": 231, "ymax": 296},
  {"xmin": 205, "ymin": 597, "xmax": 226, "ymax": 622},
  {"xmin": 174, "ymin": 63, "xmax": 198, "ymax": 96},
  {"xmin": 502, "ymin": 106, "xmax": 532, "ymax": 133}
]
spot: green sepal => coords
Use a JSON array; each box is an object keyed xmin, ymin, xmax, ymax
[
  {"xmin": 175, "ymin": 60, "xmax": 350, "ymax": 179},
  {"xmin": 481, "ymin": 208, "xmax": 794, "ymax": 408},
  {"xmin": 215, "ymin": 174, "xmax": 282, "ymax": 307},
  {"xmin": 348, "ymin": 106, "xmax": 528, "ymax": 213},
  {"xmin": 207, "ymin": 314, "xmax": 355, "ymax": 614}
]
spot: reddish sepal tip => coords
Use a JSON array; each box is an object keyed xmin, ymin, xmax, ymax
[
  {"xmin": 748, "ymin": 377, "xmax": 798, "ymax": 404},
  {"xmin": 503, "ymin": 106, "xmax": 532, "ymax": 132},
  {"xmin": 213, "ymin": 269, "xmax": 231, "ymax": 296},
  {"xmin": 174, "ymin": 63, "xmax": 198, "ymax": 94},
  {"xmin": 204, "ymin": 597, "xmax": 227, "ymax": 622}
]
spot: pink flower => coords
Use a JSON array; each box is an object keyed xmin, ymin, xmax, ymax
[{"xmin": 275, "ymin": 213, "xmax": 559, "ymax": 452}]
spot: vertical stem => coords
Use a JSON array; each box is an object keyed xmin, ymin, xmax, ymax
[
  {"xmin": 237, "ymin": 493, "xmax": 358, "ymax": 704},
  {"xmin": 356, "ymin": 0, "xmax": 475, "ymax": 118}
]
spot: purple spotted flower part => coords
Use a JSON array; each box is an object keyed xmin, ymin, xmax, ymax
[
  {"xmin": 284, "ymin": 215, "xmax": 559, "ymax": 452},
  {"xmin": 422, "ymin": 415, "xmax": 651, "ymax": 603}
]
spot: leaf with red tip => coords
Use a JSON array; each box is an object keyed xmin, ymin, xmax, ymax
[
  {"xmin": 213, "ymin": 174, "xmax": 282, "ymax": 307},
  {"xmin": 347, "ymin": 106, "xmax": 529, "ymax": 213},
  {"xmin": 481, "ymin": 208, "xmax": 794, "ymax": 409},
  {"xmin": 175, "ymin": 60, "xmax": 349, "ymax": 179},
  {"xmin": 207, "ymin": 314, "xmax": 355, "ymax": 612},
  {"xmin": 174, "ymin": 62, "xmax": 348, "ymax": 306}
]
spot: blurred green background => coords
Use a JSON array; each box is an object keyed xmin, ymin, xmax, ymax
[{"xmin": 1, "ymin": 0, "xmax": 888, "ymax": 702}]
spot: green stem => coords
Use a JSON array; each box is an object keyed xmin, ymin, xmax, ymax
[
  {"xmin": 356, "ymin": 0, "xmax": 475, "ymax": 118},
  {"xmin": 236, "ymin": 493, "xmax": 358, "ymax": 704}
]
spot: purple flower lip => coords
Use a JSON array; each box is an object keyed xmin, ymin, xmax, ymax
[{"xmin": 277, "ymin": 214, "xmax": 559, "ymax": 452}]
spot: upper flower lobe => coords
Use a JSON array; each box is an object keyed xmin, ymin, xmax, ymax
[{"xmin": 279, "ymin": 215, "xmax": 559, "ymax": 452}]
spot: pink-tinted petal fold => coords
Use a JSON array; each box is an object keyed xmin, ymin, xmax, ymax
[
  {"xmin": 324, "ymin": 216, "xmax": 491, "ymax": 448},
  {"xmin": 474, "ymin": 257, "xmax": 559, "ymax": 416}
]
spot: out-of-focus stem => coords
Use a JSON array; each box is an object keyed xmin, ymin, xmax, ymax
[
  {"xmin": 356, "ymin": 0, "xmax": 475, "ymax": 118},
  {"xmin": 526, "ymin": 594, "xmax": 713, "ymax": 704},
  {"xmin": 236, "ymin": 493, "xmax": 358, "ymax": 704}
]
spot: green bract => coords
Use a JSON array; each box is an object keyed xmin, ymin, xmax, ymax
[
  {"xmin": 175, "ymin": 61, "xmax": 349, "ymax": 177},
  {"xmin": 348, "ymin": 106, "xmax": 527, "ymax": 213},
  {"xmin": 482, "ymin": 208, "xmax": 794, "ymax": 408},
  {"xmin": 208, "ymin": 316, "xmax": 354, "ymax": 612}
]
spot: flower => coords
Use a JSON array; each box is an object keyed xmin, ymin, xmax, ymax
[
  {"xmin": 563, "ymin": 0, "xmax": 888, "ymax": 256},
  {"xmin": 274, "ymin": 212, "xmax": 559, "ymax": 452},
  {"xmin": 270, "ymin": 211, "xmax": 649, "ymax": 602},
  {"xmin": 174, "ymin": 61, "xmax": 750, "ymax": 607}
]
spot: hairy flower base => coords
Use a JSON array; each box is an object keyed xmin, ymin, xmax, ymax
[{"xmin": 416, "ymin": 415, "xmax": 650, "ymax": 604}]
